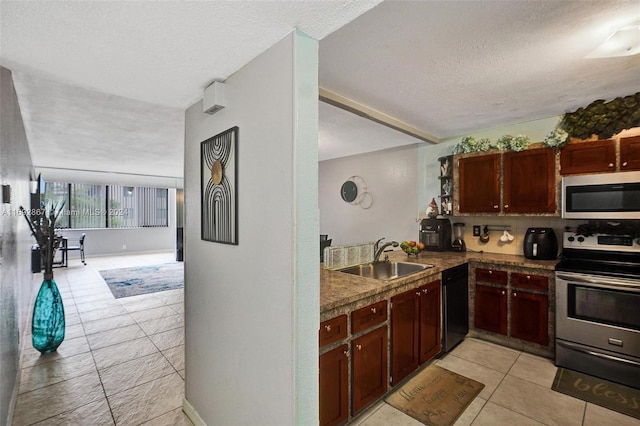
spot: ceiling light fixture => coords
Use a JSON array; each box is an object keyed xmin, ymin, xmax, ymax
[{"xmin": 585, "ymin": 20, "xmax": 640, "ymax": 58}]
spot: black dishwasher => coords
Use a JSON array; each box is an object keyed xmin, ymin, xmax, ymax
[{"xmin": 441, "ymin": 263, "xmax": 469, "ymax": 353}]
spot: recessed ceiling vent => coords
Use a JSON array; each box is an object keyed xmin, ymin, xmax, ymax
[{"xmin": 203, "ymin": 81, "xmax": 226, "ymax": 115}]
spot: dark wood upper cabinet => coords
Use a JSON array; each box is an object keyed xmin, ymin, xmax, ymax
[
  {"xmin": 458, "ymin": 154, "xmax": 500, "ymax": 213},
  {"xmin": 560, "ymin": 139, "xmax": 616, "ymax": 175},
  {"xmin": 620, "ymin": 136, "xmax": 640, "ymax": 171},
  {"xmin": 503, "ymin": 147, "xmax": 556, "ymax": 213}
]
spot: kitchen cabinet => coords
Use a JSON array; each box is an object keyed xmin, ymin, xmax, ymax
[
  {"xmin": 352, "ymin": 325, "xmax": 387, "ymax": 414},
  {"xmin": 319, "ymin": 344, "xmax": 349, "ymax": 426},
  {"xmin": 458, "ymin": 154, "xmax": 500, "ymax": 213},
  {"xmin": 351, "ymin": 301, "xmax": 387, "ymax": 334},
  {"xmin": 457, "ymin": 148, "xmax": 556, "ymax": 214},
  {"xmin": 319, "ymin": 315, "xmax": 348, "ymax": 426},
  {"xmin": 474, "ymin": 284, "xmax": 507, "ymax": 335},
  {"xmin": 510, "ymin": 272, "xmax": 549, "ymax": 346},
  {"xmin": 472, "ymin": 266, "xmax": 552, "ymax": 350},
  {"xmin": 620, "ymin": 136, "xmax": 640, "ymax": 171},
  {"xmin": 511, "ymin": 291, "xmax": 548, "ymax": 346},
  {"xmin": 560, "ymin": 139, "xmax": 616, "ymax": 175},
  {"xmin": 503, "ymin": 148, "xmax": 555, "ymax": 213},
  {"xmin": 390, "ymin": 279, "xmax": 441, "ymax": 385}
]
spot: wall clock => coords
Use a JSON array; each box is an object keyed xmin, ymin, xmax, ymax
[{"xmin": 340, "ymin": 176, "xmax": 373, "ymax": 209}]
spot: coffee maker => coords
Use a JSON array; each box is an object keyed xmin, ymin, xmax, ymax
[{"xmin": 451, "ymin": 222, "xmax": 466, "ymax": 252}]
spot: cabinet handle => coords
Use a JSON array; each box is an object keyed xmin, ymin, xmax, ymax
[
  {"xmin": 423, "ymin": 289, "xmax": 428, "ymax": 294},
  {"xmin": 501, "ymin": 290, "xmax": 505, "ymax": 295},
  {"xmin": 324, "ymin": 325, "xmax": 331, "ymax": 332},
  {"xmin": 608, "ymin": 163, "xmax": 614, "ymax": 168},
  {"xmin": 416, "ymin": 291, "xmax": 421, "ymax": 296},
  {"xmin": 356, "ymin": 344, "xmax": 362, "ymax": 351},
  {"xmin": 493, "ymin": 205, "xmax": 499, "ymax": 209},
  {"xmin": 526, "ymin": 275, "xmax": 531, "ymax": 280},
  {"xmin": 344, "ymin": 350, "xmax": 350, "ymax": 358},
  {"xmin": 371, "ymin": 307, "xmax": 377, "ymax": 314},
  {"xmin": 513, "ymin": 292, "xmax": 517, "ymax": 297},
  {"xmin": 489, "ymin": 270, "xmax": 493, "ymax": 274},
  {"xmin": 504, "ymin": 204, "xmax": 509, "ymax": 208},
  {"xmin": 623, "ymin": 161, "xmax": 628, "ymax": 167}
]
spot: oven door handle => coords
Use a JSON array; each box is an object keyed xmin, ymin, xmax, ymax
[
  {"xmin": 557, "ymin": 341, "xmax": 640, "ymax": 367},
  {"xmin": 556, "ymin": 273, "xmax": 640, "ymax": 290}
]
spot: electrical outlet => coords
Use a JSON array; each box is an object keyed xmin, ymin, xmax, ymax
[
  {"xmin": 122, "ymin": 244, "xmax": 127, "ymax": 250},
  {"xmin": 473, "ymin": 225, "xmax": 481, "ymax": 236}
]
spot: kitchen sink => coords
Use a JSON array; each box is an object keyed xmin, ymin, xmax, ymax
[{"xmin": 338, "ymin": 261, "xmax": 434, "ymax": 281}]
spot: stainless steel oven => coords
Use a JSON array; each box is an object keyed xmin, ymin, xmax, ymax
[{"xmin": 555, "ymin": 231, "xmax": 640, "ymax": 389}]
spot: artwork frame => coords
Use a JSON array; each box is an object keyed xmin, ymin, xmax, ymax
[{"xmin": 200, "ymin": 126, "xmax": 238, "ymax": 244}]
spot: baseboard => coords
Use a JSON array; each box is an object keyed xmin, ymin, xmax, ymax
[{"xmin": 183, "ymin": 398, "xmax": 206, "ymax": 426}]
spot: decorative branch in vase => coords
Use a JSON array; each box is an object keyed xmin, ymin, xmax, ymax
[{"xmin": 20, "ymin": 201, "xmax": 66, "ymax": 354}]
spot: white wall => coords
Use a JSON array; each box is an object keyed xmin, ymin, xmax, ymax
[
  {"xmin": 183, "ymin": 31, "xmax": 318, "ymax": 425},
  {"xmin": 319, "ymin": 144, "xmax": 420, "ymax": 246},
  {"xmin": 61, "ymin": 189, "xmax": 177, "ymax": 258}
]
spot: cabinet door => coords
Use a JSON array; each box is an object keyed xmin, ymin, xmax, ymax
[
  {"xmin": 391, "ymin": 289, "xmax": 419, "ymax": 385},
  {"xmin": 458, "ymin": 154, "xmax": 500, "ymax": 213},
  {"xmin": 621, "ymin": 136, "xmax": 640, "ymax": 171},
  {"xmin": 352, "ymin": 326, "xmax": 388, "ymax": 414},
  {"xmin": 560, "ymin": 140, "xmax": 615, "ymax": 175},
  {"xmin": 511, "ymin": 291, "xmax": 548, "ymax": 346},
  {"xmin": 503, "ymin": 148, "xmax": 556, "ymax": 213},
  {"xmin": 418, "ymin": 280, "xmax": 441, "ymax": 364},
  {"xmin": 319, "ymin": 344, "xmax": 349, "ymax": 426},
  {"xmin": 474, "ymin": 285, "xmax": 507, "ymax": 335}
]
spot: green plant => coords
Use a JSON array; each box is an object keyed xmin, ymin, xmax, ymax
[
  {"xmin": 559, "ymin": 92, "xmax": 640, "ymax": 139},
  {"xmin": 495, "ymin": 134, "xmax": 530, "ymax": 151},
  {"xmin": 543, "ymin": 129, "xmax": 569, "ymax": 149},
  {"xmin": 453, "ymin": 136, "xmax": 492, "ymax": 154}
]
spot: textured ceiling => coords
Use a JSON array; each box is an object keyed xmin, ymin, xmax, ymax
[
  {"xmin": 2, "ymin": 1, "xmax": 640, "ymax": 182},
  {"xmin": 320, "ymin": 0, "xmax": 640, "ymax": 139}
]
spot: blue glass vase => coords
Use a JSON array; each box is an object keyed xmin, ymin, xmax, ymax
[{"xmin": 32, "ymin": 277, "xmax": 65, "ymax": 354}]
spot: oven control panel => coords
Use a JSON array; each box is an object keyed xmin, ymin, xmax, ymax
[{"xmin": 562, "ymin": 232, "xmax": 640, "ymax": 253}]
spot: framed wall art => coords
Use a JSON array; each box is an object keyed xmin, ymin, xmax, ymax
[{"xmin": 201, "ymin": 126, "xmax": 238, "ymax": 244}]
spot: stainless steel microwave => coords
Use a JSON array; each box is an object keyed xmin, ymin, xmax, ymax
[{"xmin": 562, "ymin": 171, "xmax": 640, "ymax": 219}]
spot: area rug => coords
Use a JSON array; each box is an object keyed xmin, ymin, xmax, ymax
[
  {"xmin": 100, "ymin": 263, "xmax": 184, "ymax": 299},
  {"xmin": 552, "ymin": 368, "xmax": 640, "ymax": 420},
  {"xmin": 385, "ymin": 364, "xmax": 485, "ymax": 426}
]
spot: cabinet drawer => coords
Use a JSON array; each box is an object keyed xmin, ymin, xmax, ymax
[
  {"xmin": 352, "ymin": 301, "xmax": 387, "ymax": 334},
  {"xmin": 512, "ymin": 273, "xmax": 548, "ymax": 292},
  {"xmin": 475, "ymin": 268, "xmax": 508, "ymax": 285},
  {"xmin": 319, "ymin": 315, "xmax": 347, "ymax": 348}
]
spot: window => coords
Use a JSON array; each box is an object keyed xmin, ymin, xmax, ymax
[{"xmin": 42, "ymin": 182, "xmax": 168, "ymax": 229}]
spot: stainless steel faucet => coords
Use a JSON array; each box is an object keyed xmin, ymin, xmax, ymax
[{"xmin": 374, "ymin": 238, "xmax": 399, "ymax": 262}]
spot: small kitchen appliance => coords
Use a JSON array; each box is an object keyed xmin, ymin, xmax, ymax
[
  {"xmin": 523, "ymin": 228, "xmax": 557, "ymax": 260},
  {"xmin": 555, "ymin": 230, "xmax": 640, "ymax": 389},
  {"xmin": 419, "ymin": 218, "xmax": 451, "ymax": 251},
  {"xmin": 451, "ymin": 222, "xmax": 466, "ymax": 252}
]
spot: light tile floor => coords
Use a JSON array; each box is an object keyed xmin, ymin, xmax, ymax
[
  {"xmin": 12, "ymin": 252, "xmax": 192, "ymax": 426},
  {"xmin": 12, "ymin": 253, "xmax": 640, "ymax": 425},
  {"xmin": 353, "ymin": 338, "xmax": 640, "ymax": 426}
]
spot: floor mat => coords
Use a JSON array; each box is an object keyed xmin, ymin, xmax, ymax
[
  {"xmin": 385, "ymin": 364, "xmax": 484, "ymax": 426},
  {"xmin": 552, "ymin": 367, "xmax": 640, "ymax": 420}
]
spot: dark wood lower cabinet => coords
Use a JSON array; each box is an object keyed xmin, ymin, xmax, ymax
[
  {"xmin": 418, "ymin": 280, "xmax": 441, "ymax": 363},
  {"xmin": 474, "ymin": 284, "xmax": 507, "ymax": 335},
  {"xmin": 319, "ymin": 344, "xmax": 349, "ymax": 426},
  {"xmin": 391, "ymin": 280, "xmax": 441, "ymax": 385},
  {"xmin": 511, "ymin": 291, "xmax": 548, "ymax": 346},
  {"xmin": 352, "ymin": 326, "xmax": 387, "ymax": 414}
]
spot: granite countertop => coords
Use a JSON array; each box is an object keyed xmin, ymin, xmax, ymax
[{"xmin": 320, "ymin": 250, "xmax": 558, "ymax": 313}]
